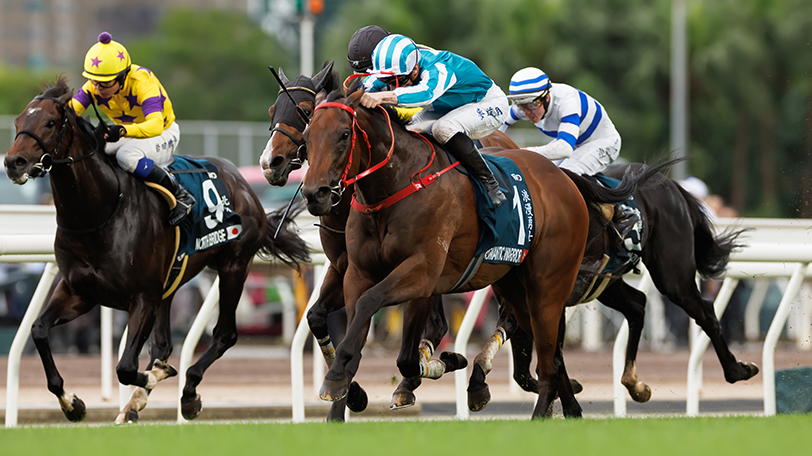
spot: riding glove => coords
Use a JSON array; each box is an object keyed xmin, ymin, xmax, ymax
[{"xmin": 107, "ymin": 125, "xmax": 126, "ymax": 142}]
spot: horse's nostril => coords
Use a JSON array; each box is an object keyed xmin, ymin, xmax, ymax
[
  {"xmin": 12, "ymin": 156, "xmax": 27, "ymax": 169},
  {"xmin": 270, "ymin": 155, "xmax": 285, "ymax": 169}
]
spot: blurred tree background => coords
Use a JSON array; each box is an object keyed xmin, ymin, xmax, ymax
[{"xmin": 1, "ymin": 0, "xmax": 810, "ymax": 218}]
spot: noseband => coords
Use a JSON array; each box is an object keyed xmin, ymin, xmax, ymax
[{"xmin": 14, "ymin": 95, "xmax": 97, "ymax": 178}]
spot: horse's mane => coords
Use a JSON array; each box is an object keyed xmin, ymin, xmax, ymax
[
  {"xmin": 42, "ymin": 75, "xmax": 72, "ymax": 99},
  {"xmin": 42, "ymin": 76, "xmax": 107, "ymax": 153}
]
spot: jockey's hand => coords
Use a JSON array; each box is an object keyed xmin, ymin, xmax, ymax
[
  {"xmin": 105, "ymin": 125, "xmax": 126, "ymax": 142},
  {"xmin": 360, "ymin": 91, "xmax": 397, "ymax": 109}
]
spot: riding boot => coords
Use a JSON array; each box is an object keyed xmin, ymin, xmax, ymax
[
  {"xmin": 445, "ymin": 132, "xmax": 506, "ymax": 208},
  {"xmin": 143, "ymin": 166, "xmax": 196, "ymax": 226}
]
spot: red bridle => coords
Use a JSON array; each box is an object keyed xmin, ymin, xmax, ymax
[{"xmin": 312, "ymin": 101, "xmax": 458, "ymax": 213}]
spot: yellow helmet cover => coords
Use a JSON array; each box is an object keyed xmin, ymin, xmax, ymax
[{"xmin": 82, "ymin": 32, "xmax": 131, "ymax": 81}]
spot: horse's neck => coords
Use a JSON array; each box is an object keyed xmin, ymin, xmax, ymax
[
  {"xmin": 353, "ymin": 119, "xmax": 443, "ymax": 204},
  {"xmin": 50, "ymin": 142, "xmax": 125, "ymax": 226}
]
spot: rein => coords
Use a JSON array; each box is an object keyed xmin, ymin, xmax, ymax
[
  {"xmin": 313, "ymin": 101, "xmax": 459, "ymax": 213},
  {"xmin": 16, "ymin": 94, "xmax": 123, "ymax": 234}
]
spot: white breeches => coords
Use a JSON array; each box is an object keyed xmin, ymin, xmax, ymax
[
  {"xmin": 104, "ymin": 122, "xmax": 180, "ymax": 172},
  {"xmin": 558, "ymin": 132, "xmax": 621, "ymax": 176},
  {"xmin": 406, "ymin": 84, "xmax": 509, "ymax": 144}
]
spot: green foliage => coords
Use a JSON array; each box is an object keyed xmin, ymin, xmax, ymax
[
  {"xmin": 0, "ymin": 67, "xmax": 61, "ymax": 115},
  {"xmin": 127, "ymin": 9, "xmax": 292, "ymax": 122}
]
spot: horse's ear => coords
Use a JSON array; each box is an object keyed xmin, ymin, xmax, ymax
[
  {"xmin": 268, "ymin": 104, "xmax": 275, "ymax": 119},
  {"xmin": 57, "ymin": 90, "xmax": 73, "ymax": 105},
  {"xmin": 311, "ymin": 60, "xmax": 334, "ymax": 91},
  {"xmin": 315, "ymin": 90, "xmax": 327, "ymax": 106},
  {"xmin": 347, "ymin": 90, "xmax": 364, "ymax": 108},
  {"xmin": 278, "ymin": 68, "xmax": 289, "ymax": 85}
]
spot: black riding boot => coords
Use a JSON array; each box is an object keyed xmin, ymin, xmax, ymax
[
  {"xmin": 445, "ymin": 132, "xmax": 506, "ymax": 207},
  {"xmin": 143, "ymin": 166, "xmax": 196, "ymax": 226}
]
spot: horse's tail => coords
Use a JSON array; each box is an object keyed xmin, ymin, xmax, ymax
[
  {"xmin": 258, "ymin": 199, "xmax": 311, "ymax": 272},
  {"xmin": 677, "ymin": 185, "xmax": 748, "ymax": 279},
  {"xmin": 561, "ymin": 160, "xmax": 673, "ymax": 205}
]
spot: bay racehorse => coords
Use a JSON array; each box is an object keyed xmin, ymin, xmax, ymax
[
  {"xmin": 4, "ymin": 77, "xmax": 310, "ymax": 423},
  {"xmin": 300, "ymin": 89, "xmax": 659, "ymax": 419},
  {"xmin": 260, "ymin": 63, "xmax": 467, "ymax": 420}
]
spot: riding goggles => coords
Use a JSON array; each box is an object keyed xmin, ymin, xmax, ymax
[
  {"xmin": 378, "ymin": 73, "xmax": 412, "ymax": 88},
  {"xmin": 512, "ymin": 89, "xmax": 550, "ymax": 110},
  {"xmin": 92, "ymin": 79, "xmax": 117, "ymax": 89}
]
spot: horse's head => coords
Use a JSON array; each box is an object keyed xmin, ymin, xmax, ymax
[
  {"xmin": 5, "ymin": 78, "xmax": 76, "ymax": 185},
  {"xmin": 260, "ymin": 61, "xmax": 338, "ymax": 186},
  {"xmin": 301, "ymin": 90, "xmax": 366, "ymax": 216}
]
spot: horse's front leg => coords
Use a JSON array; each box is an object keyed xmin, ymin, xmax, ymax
[
  {"xmin": 116, "ymin": 294, "xmax": 160, "ymax": 390},
  {"xmin": 320, "ymin": 260, "xmax": 431, "ymax": 404},
  {"xmin": 31, "ymin": 280, "xmax": 96, "ymax": 422},
  {"xmin": 116, "ymin": 297, "xmax": 177, "ymax": 424}
]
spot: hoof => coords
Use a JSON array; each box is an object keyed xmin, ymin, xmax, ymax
[
  {"xmin": 155, "ymin": 360, "xmax": 178, "ymax": 378},
  {"xmin": 62, "ymin": 395, "xmax": 87, "ymax": 423},
  {"xmin": 514, "ymin": 375, "xmax": 538, "ymax": 393},
  {"xmin": 320, "ymin": 377, "xmax": 349, "ymax": 402},
  {"xmin": 180, "ymin": 393, "xmax": 202, "ymax": 420},
  {"xmin": 114, "ymin": 408, "xmax": 139, "ymax": 425},
  {"xmin": 390, "ymin": 391, "xmax": 416, "ymax": 410},
  {"xmin": 346, "ymin": 382, "xmax": 368, "ymax": 413},
  {"xmin": 439, "ymin": 352, "xmax": 468, "ymax": 373},
  {"xmin": 726, "ymin": 362, "xmax": 760, "ymax": 383},
  {"xmin": 629, "ymin": 383, "xmax": 652, "ymax": 403},
  {"xmin": 467, "ymin": 385, "xmax": 491, "ymax": 412},
  {"xmin": 570, "ymin": 378, "xmax": 583, "ymax": 395}
]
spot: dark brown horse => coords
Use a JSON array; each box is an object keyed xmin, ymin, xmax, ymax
[
  {"xmin": 4, "ymin": 78, "xmax": 310, "ymax": 423},
  {"xmin": 301, "ymin": 90, "xmax": 599, "ymax": 419}
]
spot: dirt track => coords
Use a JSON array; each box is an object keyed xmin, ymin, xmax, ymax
[{"xmin": 2, "ymin": 341, "xmax": 809, "ymax": 423}]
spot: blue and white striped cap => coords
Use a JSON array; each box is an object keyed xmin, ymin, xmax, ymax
[
  {"xmin": 371, "ymin": 34, "xmax": 420, "ymax": 76},
  {"xmin": 507, "ymin": 67, "xmax": 552, "ymax": 103}
]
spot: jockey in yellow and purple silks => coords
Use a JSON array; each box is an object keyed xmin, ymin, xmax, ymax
[{"xmin": 68, "ymin": 31, "xmax": 195, "ymax": 226}]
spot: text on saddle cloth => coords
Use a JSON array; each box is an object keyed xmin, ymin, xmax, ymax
[
  {"xmin": 168, "ymin": 155, "xmax": 243, "ymax": 258},
  {"xmin": 449, "ymin": 151, "xmax": 536, "ymax": 265}
]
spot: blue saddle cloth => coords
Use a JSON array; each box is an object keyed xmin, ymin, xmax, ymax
[
  {"xmin": 449, "ymin": 152, "xmax": 536, "ymax": 265},
  {"xmin": 168, "ymin": 155, "xmax": 243, "ymax": 259}
]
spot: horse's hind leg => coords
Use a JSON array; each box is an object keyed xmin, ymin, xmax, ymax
[
  {"xmin": 597, "ymin": 279, "xmax": 652, "ymax": 402},
  {"xmin": 650, "ymin": 264, "xmax": 758, "ymax": 383},
  {"xmin": 31, "ymin": 280, "xmax": 96, "ymax": 422},
  {"xmin": 180, "ymin": 267, "xmax": 246, "ymax": 420},
  {"xmin": 115, "ymin": 298, "xmax": 178, "ymax": 424}
]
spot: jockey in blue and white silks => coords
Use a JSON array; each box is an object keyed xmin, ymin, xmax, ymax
[
  {"xmin": 498, "ymin": 67, "xmax": 621, "ymax": 177},
  {"xmin": 360, "ymin": 34, "xmax": 509, "ymax": 207}
]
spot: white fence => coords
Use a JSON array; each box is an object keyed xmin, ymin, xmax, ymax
[{"xmin": 3, "ymin": 207, "xmax": 812, "ymax": 425}]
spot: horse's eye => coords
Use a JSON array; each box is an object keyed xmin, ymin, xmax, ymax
[
  {"xmin": 46, "ymin": 119, "xmax": 57, "ymax": 128},
  {"xmin": 303, "ymin": 108, "xmax": 313, "ymax": 117},
  {"xmin": 340, "ymin": 130, "xmax": 350, "ymax": 141}
]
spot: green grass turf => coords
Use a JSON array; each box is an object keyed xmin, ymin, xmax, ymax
[{"xmin": 2, "ymin": 415, "xmax": 811, "ymax": 456}]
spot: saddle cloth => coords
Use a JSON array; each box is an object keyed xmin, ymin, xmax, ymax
[
  {"xmin": 445, "ymin": 151, "xmax": 536, "ymax": 291},
  {"xmin": 593, "ymin": 173, "xmax": 643, "ymax": 274},
  {"xmin": 157, "ymin": 156, "xmax": 243, "ymax": 296}
]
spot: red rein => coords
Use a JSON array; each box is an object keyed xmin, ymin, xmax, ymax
[{"xmin": 313, "ymin": 101, "xmax": 458, "ymax": 213}]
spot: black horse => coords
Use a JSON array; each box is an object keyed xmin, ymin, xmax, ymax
[
  {"xmin": 467, "ymin": 162, "xmax": 759, "ymax": 411},
  {"xmin": 4, "ymin": 77, "xmax": 310, "ymax": 423}
]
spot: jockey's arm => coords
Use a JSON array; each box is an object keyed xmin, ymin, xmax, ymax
[
  {"xmin": 120, "ymin": 112, "xmax": 164, "ymax": 138},
  {"xmin": 527, "ymin": 140, "xmax": 573, "ymax": 161}
]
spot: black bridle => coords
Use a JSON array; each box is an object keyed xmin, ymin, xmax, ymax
[
  {"xmin": 15, "ymin": 94, "xmax": 123, "ymax": 234},
  {"xmin": 14, "ymin": 95, "xmax": 102, "ymax": 178}
]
